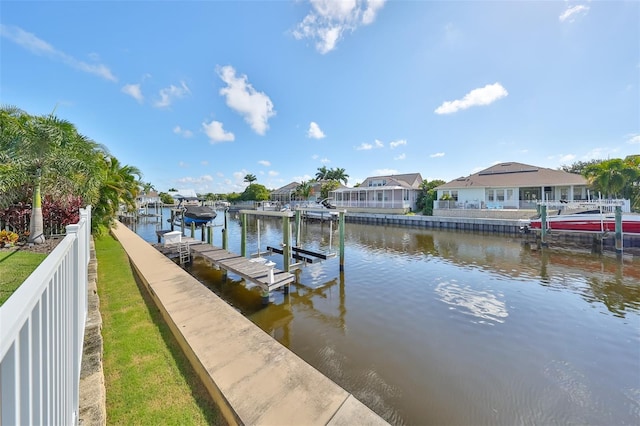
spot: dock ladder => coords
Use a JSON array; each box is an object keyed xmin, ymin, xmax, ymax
[{"xmin": 178, "ymin": 241, "xmax": 191, "ymax": 265}]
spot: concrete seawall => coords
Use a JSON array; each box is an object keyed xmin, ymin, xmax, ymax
[
  {"xmin": 110, "ymin": 221, "xmax": 389, "ymax": 426},
  {"xmin": 345, "ymin": 212, "xmax": 525, "ymax": 234}
]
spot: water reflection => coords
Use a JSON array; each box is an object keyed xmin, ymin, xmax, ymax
[{"xmin": 132, "ymin": 212, "xmax": 640, "ymax": 425}]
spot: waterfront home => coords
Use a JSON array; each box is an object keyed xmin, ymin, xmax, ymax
[
  {"xmin": 433, "ymin": 162, "xmax": 589, "ymax": 219},
  {"xmin": 136, "ymin": 190, "xmax": 161, "ymax": 208},
  {"xmin": 329, "ymin": 173, "xmax": 423, "ymax": 214}
]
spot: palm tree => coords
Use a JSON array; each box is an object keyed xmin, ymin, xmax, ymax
[
  {"xmin": 244, "ymin": 173, "xmax": 257, "ymax": 186},
  {"xmin": 296, "ymin": 181, "xmax": 313, "ymax": 200},
  {"xmin": 93, "ymin": 156, "xmax": 142, "ymax": 230},
  {"xmin": 0, "ymin": 106, "xmax": 90, "ymax": 243},
  {"xmin": 583, "ymin": 158, "xmax": 638, "ymax": 199},
  {"xmin": 328, "ymin": 167, "xmax": 349, "ymax": 185},
  {"xmin": 315, "ymin": 166, "xmax": 329, "ymax": 181}
]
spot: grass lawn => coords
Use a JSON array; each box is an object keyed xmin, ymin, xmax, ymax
[
  {"xmin": 0, "ymin": 250, "xmax": 47, "ymax": 306},
  {"xmin": 96, "ymin": 234, "xmax": 225, "ymax": 425}
]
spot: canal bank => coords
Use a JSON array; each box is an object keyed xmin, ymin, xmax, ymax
[
  {"xmin": 109, "ymin": 221, "xmax": 388, "ymax": 426},
  {"xmin": 343, "ymin": 211, "xmax": 640, "ymax": 255}
]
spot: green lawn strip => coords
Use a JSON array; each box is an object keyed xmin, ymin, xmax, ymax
[
  {"xmin": 0, "ymin": 250, "xmax": 47, "ymax": 306},
  {"xmin": 96, "ymin": 234, "xmax": 224, "ymax": 425}
]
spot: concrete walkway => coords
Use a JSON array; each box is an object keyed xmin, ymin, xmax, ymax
[{"xmin": 110, "ymin": 221, "xmax": 389, "ymax": 426}]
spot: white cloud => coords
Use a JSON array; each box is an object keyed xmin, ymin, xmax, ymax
[
  {"xmin": 178, "ymin": 161, "xmax": 188, "ymax": 168},
  {"xmin": 202, "ymin": 119, "xmax": 235, "ymax": 143},
  {"xmin": 293, "ymin": 174, "xmax": 314, "ymax": 182},
  {"xmin": 293, "ymin": 0, "xmax": 387, "ymax": 54},
  {"xmin": 0, "ymin": 24, "xmax": 117, "ymax": 81},
  {"xmin": 435, "ymin": 83, "xmax": 508, "ymax": 115},
  {"xmin": 217, "ymin": 65, "xmax": 275, "ymax": 135},
  {"xmin": 559, "ymin": 5, "xmax": 590, "ymax": 23},
  {"xmin": 394, "ymin": 153, "xmax": 406, "ymax": 160},
  {"xmin": 122, "ymin": 84, "xmax": 143, "ymax": 103},
  {"xmin": 311, "ymin": 154, "xmax": 319, "ymax": 160},
  {"xmin": 430, "ymin": 152, "xmax": 445, "ymax": 158},
  {"xmin": 627, "ymin": 134, "xmax": 640, "ymax": 144},
  {"xmin": 268, "ymin": 170, "xmax": 279, "ymax": 177},
  {"xmin": 558, "ymin": 154, "xmax": 576, "ymax": 163},
  {"xmin": 176, "ymin": 175, "xmax": 214, "ymax": 185},
  {"xmin": 357, "ymin": 139, "xmax": 384, "ymax": 150},
  {"xmin": 307, "ymin": 121, "xmax": 326, "ymax": 139},
  {"xmin": 258, "ymin": 160, "xmax": 271, "ymax": 167},
  {"xmin": 320, "ymin": 157, "xmax": 331, "ymax": 164},
  {"xmin": 374, "ymin": 168, "xmax": 397, "ymax": 175},
  {"xmin": 389, "ymin": 139, "xmax": 407, "ymax": 149},
  {"xmin": 154, "ymin": 81, "xmax": 190, "ymax": 108},
  {"xmin": 173, "ymin": 125, "xmax": 193, "ymax": 138},
  {"xmin": 201, "ymin": 161, "xmax": 209, "ymax": 166}
]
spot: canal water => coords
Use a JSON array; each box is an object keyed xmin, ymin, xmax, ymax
[{"xmin": 133, "ymin": 209, "xmax": 640, "ymax": 426}]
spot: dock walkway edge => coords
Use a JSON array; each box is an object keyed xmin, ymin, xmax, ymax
[{"xmin": 110, "ymin": 221, "xmax": 388, "ymax": 426}]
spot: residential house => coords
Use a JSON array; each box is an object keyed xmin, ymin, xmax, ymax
[
  {"xmin": 329, "ymin": 173, "xmax": 423, "ymax": 214},
  {"xmin": 434, "ymin": 162, "xmax": 590, "ymax": 218}
]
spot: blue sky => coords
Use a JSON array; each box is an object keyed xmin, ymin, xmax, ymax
[{"xmin": 1, "ymin": 1, "xmax": 638, "ymax": 195}]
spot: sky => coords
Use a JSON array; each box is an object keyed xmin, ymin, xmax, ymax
[{"xmin": 1, "ymin": 0, "xmax": 639, "ymax": 195}]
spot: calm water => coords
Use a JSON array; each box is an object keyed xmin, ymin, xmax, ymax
[{"xmin": 133, "ymin": 209, "xmax": 640, "ymax": 426}]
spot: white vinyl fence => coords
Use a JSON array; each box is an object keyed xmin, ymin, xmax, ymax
[{"xmin": 0, "ymin": 206, "xmax": 91, "ymax": 425}]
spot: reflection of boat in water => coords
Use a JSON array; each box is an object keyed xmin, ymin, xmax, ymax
[{"xmin": 520, "ymin": 201, "xmax": 640, "ymax": 234}]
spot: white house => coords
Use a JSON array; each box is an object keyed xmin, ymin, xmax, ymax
[
  {"xmin": 434, "ymin": 162, "xmax": 590, "ymax": 216},
  {"xmin": 329, "ymin": 173, "xmax": 423, "ymax": 214}
]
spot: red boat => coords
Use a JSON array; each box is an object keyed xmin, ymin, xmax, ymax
[{"xmin": 522, "ymin": 208, "xmax": 640, "ymax": 234}]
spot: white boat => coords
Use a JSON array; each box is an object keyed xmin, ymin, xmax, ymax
[{"xmin": 520, "ymin": 201, "xmax": 640, "ymax": 234}]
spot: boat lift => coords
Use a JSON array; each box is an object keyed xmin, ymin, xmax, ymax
[{"xmin": 239, "ymin": 208, "xmax": 346, "ymax": 273}]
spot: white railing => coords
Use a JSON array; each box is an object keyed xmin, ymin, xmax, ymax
[{"xmin": 0, "ymin": 206, "xmax": 91, "ymax": 426}]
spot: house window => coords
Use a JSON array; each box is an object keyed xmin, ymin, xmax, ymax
[
  {"xmin": 377, "ymin": 192, "xmax": 383, "ymax": 201},
  {"xmin": 496, "ymin": 190, "xmax": 504, "ymax": 202}
]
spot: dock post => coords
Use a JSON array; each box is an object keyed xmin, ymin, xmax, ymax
[
  {"xmin": 295, "ymin": 210, "xmax": 301, "ymax": 248},
  {"xmin": 241, "ymin": 213, "xmax": 247, "ymax": 257},
  {"xmin": 190, "ymin": 222, "xmax": 195, "ymax": 239},
  {"xmin": 540, "ymin": 205, "xmax": 548, "ymax": 248},
  {"xmin": 201, "ymin": 224, "xmax": 206, "ymax": 242},
  {"xmin": 222, "ymin": 210, "xmax": 228, "ymax": 250},
  {"xmin": 615, "ymin": 206, "xmax": 623, "ymax": 258},
  {"xmin": 283, "ymin": 215, "xmax": 291, "ymax": 272},
  {"xmin": 339, "ymin": 210, "xmax": 345, "ymax": 271},
  {"xmin": 207, "ymin": 226, "xmax": 212, "ymax": 245},
  {"xmin": 170, "ymin": 210, "xmax": 175, "ymax": 231}
]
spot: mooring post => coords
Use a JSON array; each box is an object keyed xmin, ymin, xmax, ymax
[
  {"xmin": 222, "ymin": 209, "xmax": 228, "ymax": 250},
  {"xmin": 207, "ymin": 226, "xmax": 212, "ymax": 245},
  {"xmin": 540, "ymin": 205, "xmax": 548, "ymax": 248},
  {"xmin": 339, "ymin": 210, "xmax": 345, "ymax": 271},
  {"xmin": 283, "ymin": 215, "xmax": 291, "ymax": 272},
  {"xmin": 261, "ymin": 289, "xmax": 270, "ymax": 305},
  {"xmin": 295, "ymin": 209, "xmax": 301, "ymax": 248},
  {"xmin": 241, "ymin": 213, "xmax": 247, "ymax": 257},
  {"xmin": 190, "ymin": 222, "xmax": 195, "ymax": 239},
  {"xmin": 170, "ymin": 209, "xmax": 175, "ymax": 231},
  {"xmin": 615, "ymin": 205, "xmax": 623, "ymax": 258}
]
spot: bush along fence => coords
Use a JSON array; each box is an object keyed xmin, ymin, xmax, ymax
[
  {"xmin": 0, "ymin": 206, "xmax": 91, "ymax": 425},
  {"xmin": 0, "ymin": 196, "xmax": 84, "ymax": 240}
]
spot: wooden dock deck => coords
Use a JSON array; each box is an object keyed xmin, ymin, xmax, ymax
[{"xmin": 190, "ymin": 244, "xmax": 295, "ymax": 292}]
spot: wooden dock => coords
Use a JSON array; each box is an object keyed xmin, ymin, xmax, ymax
[{"xmin": 190, "ymin": 244, "xmax": 295, "ymax": 292}]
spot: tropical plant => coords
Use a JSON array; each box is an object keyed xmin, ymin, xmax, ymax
[
  {"xmin": 0, "ymin": 106, "xmax": 105, "ymax": 243},
  {"xmin": 416, "ymin": 179, "xmax": 445, "ymax": 215},
  {"xmin": 320, "ymin": 180, "xmax": 339, "ymax": 200},
  {"xmin": 327, "ymin": 167, "xmax": 349, "ymax": 185},
  {"xmin": 315, "ymin": 166, "xmax": 329, "ymax": 181},
  {"xmin": 0, "ymin": 230, "xmax": 19, "ymax": 247},
  {"xmin": 295, "ymin": 181, "xmax": 313, "ymax": 200},
  {"xmin": 243, "ymin": 174, "xmax": 257, "ymax": 186},
  {"xmin": 92, "ymin": 156, "xmax": 142, "ymax": 232},
  {"xmin": 241, "ymin": 183, "xmax": 270, "ymax": 201},
  {"xmin": 582, "ymin": 158, "xmax": 640, "ymax": 200}
]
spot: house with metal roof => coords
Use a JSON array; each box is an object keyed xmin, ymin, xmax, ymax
[
  {"xmin": 329, "ymin": 173, "xmax": 423, "ymax": 214},
  {"xmin": 434, "ymin": 162, "xmax": 589, "ymax": 218}
]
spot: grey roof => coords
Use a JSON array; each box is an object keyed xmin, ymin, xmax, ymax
[
  {"xmin": 348, "ymin": 173, "xmax": 423, "ymax": 190},
  {"xmin": 270, "ymin": 182, "xmax": 300, "ymax": 194},
  {"xmin": 437, "ymin": 162, "xmax": 587, "ymax": 189}
]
